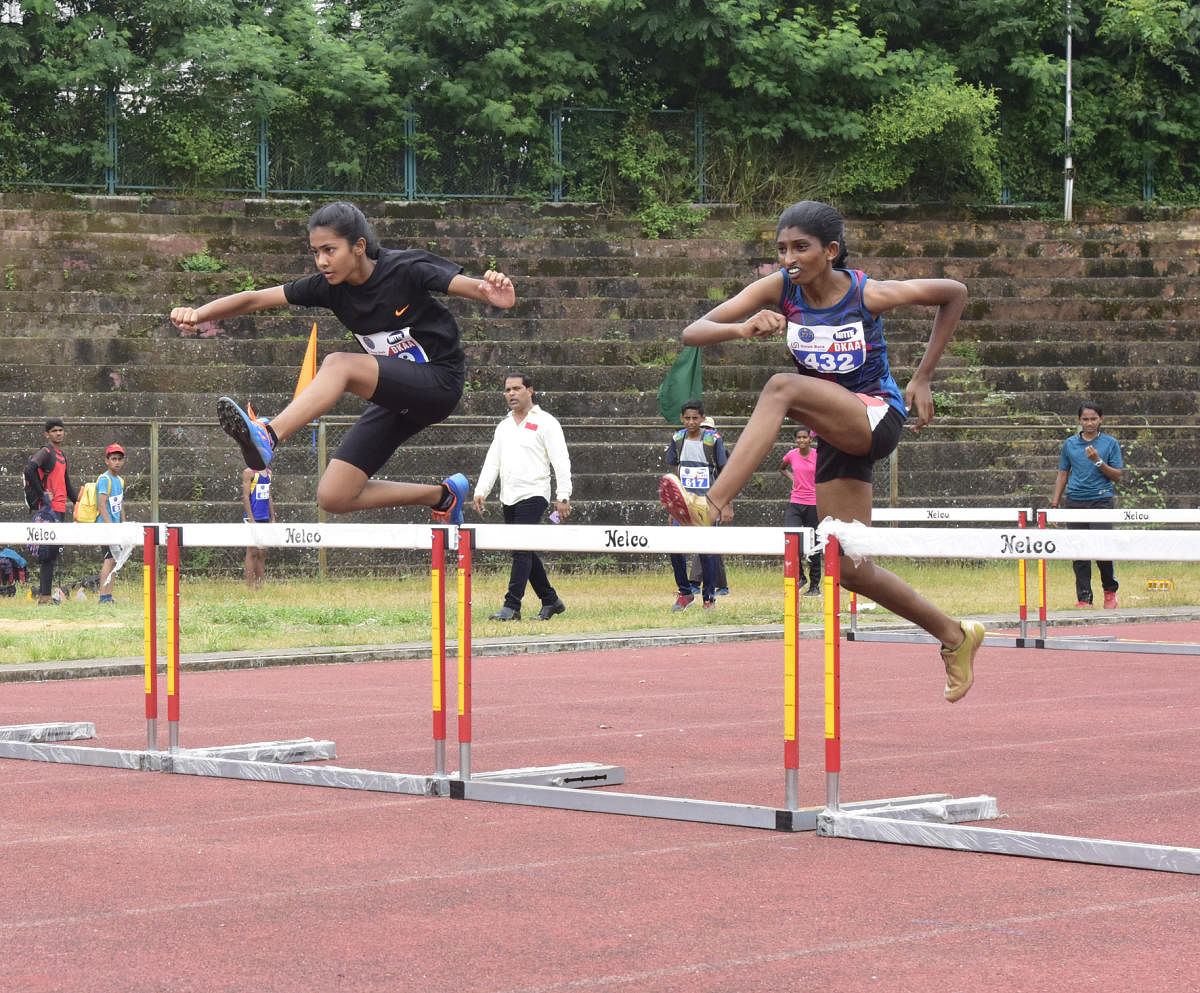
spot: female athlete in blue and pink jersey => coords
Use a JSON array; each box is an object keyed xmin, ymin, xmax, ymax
[{"xmin": 659, "ymin": 200, "xmax": 984, "ymax": 703}]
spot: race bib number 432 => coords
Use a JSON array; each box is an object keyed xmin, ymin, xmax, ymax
[{"xmin": 787, "ymin": 321, "xmax": 866, "ymax": 374}]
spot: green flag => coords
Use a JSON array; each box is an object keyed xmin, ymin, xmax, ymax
[{"xmin": 656, "ymin": 346, "xmax": 703, "ymax": 423}]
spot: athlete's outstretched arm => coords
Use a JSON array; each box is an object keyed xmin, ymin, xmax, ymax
[
  {"xmin": 170, "ymin": 286, "xmax": 290, "ymax": 334},
  {"xmin": 681, "ymin": 273, "xmax": 783, "ymax": 346},
  {"xmin": 448, "ymin": 271, "xmax": 516, "ymax": 309}
]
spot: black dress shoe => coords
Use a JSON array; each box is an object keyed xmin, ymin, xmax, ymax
[
  {"xmin": 535, "ymin": 598, "xmax": 565, "ymax": 620},
  {"xmin": 489, "ymin": 605, "xmax": 521, "ymax": 621}
]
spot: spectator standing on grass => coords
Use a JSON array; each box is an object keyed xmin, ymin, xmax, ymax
[
  {"xmin": 472, "ymin": 373, "xmax": 572, "ymax": 622},
  {"xmin": 242, "ymin": 466, "xmax": 275, "ymax": 590},
  {"xmin": 664, "ymin": 399, "xmax": 727, "ymax": 612},
  {"xmin": 25, "ymin": 418, "xmax": 77, "ymax": 606},
  {"xmin": 1049, "ymin": 401, "xmax": 1124, "ymax": 609},
  {"xmin": 95, "ymin": 443, "xmax": 126, "ymax": 604},
  {"xmin": 779, "ymin": 425, "xmax": 822, "ymax": 595}
]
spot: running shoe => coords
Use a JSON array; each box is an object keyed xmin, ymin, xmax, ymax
[
  {"xmin": 432, "ymin": 473, "xmax": 468, "ymax": 526},
  {"xmin": 1103, "ymin": 591, "xmax": 1118, "ymax": 609},
  {"xmin": 941, "ymin": 619, "xmax": 985, "ymax": 703},
  {"xmin": 702, "ymin": 599, "xmax": 716, "ymax": 610},
  {"xmin": 217, "ymin": 396, "xmax": 274, "ymax": 470},
  {"xmin": 659, "ymin": 474, "xmax": 712, "ymax": 526},
  {"xmin": 671, "ymin": 592, "xmax": 695, "ymax": 612},
  {"xmin": 1075, "ymin": 600, "xmax": 1092, "ymax": 608}
]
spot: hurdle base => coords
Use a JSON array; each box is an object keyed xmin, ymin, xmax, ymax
[
  {"xmin": 166, "ymin": 753, "xmax": 446, "ymax": 795},
  {"xmin": 847, "ymin": 629, "xmax": 1200, "ymax": 658},
  {"xmin": 0, "ymin": 739, "xmax": 163, "ymax": 770},
  {"xmin": 847, "ymin": 630, "xmax": 1027, "ymax": 651},
  {"xmin": 177, "ymin": 738, "xmax": 337, "ymax": 764},
  {"xmin": 0, "ymin": 722, "xmax": 96, "ymax": 743},
  {"xmin": 460, "ymin": 762, "xmax": 626, "ymax": 789},
  {"xmin": 818, "ymin": 798, "xmax": 1200, "ymax": 874},
  {"xmin": 451, "ymin": 780, "xmax": 959, "ymax": 832}
]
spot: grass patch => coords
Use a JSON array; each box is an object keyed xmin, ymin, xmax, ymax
[{"xmin": 3, "ymin": 559, "xmax": 1197, "ymax": 667}]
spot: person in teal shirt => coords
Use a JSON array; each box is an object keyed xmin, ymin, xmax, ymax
[
  {"xmin": 1050, "ymin": 402, "xmax": 1124, "ymax": 608},
  {"xmin": 95, "ymin": 443, "xmax": 126, "ymax": 604}
]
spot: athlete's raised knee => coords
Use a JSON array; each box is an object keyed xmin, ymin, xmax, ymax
[{"xmin": 316, "ymin": 479, "xmax": 358, "ymax": 515}]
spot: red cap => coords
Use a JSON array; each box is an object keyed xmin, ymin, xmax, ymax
[{"xmin": 105, "ymin": 443, "xmax": 125, "ymax": 456}]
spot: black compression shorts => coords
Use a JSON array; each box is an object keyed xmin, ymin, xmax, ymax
[
  {"xmin": 332, "ymin": 357, "xmax": 464, "ymax": 477},
  {"xmin": 814, "ymin": 404, "xmax": 905, "ymax": 485}
]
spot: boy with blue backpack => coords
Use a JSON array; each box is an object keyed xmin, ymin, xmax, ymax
[
  {"xmin": 95, "ymin": 443, "xmax": 126, "ymax": 604},
  {"xmin": 663, "ymin": 399, "xmax": 727, "ymax": 611}
]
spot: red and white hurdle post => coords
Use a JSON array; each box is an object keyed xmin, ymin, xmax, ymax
[
  {"xmin": 431, "ymin": 528, "xmax": 449, "ymax": 777},
  {"xmin": 783, "ymin": 531, "xmax": 802, "ymax": 809},
  {"xmin": 456, "ymin": 526, "xmax": 474, "ymax": 780},
  {"xmin": 142, "ymin": 525, "xmax": 159, "ymax": 751},
  {"xmin": 823, "ymin": 535, "xmax": 842, "ymax": 811}
]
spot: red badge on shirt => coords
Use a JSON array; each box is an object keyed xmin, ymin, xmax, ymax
[{"xmin": 525, "ymin": 421, "xmax": 538, "ymax": 431}]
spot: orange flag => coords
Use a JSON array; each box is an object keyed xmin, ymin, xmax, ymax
[{"xmin": 293, "ymin": 322, "xmax": 318, "ymax": 399}]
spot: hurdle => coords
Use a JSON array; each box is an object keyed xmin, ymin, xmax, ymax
[
  {"xmin": 149, "ymin": 522, "xmax": 437, "ymax": 792},
  {"xmin": 155, "ymin": 522, "xmax": 625, "ymax": 795},
  {"xmin": 815, "ymin": 521, "xmax": 1200, "ymax": 874},
  {"xmin": 448, "ymin": 523, "xmax": 977, "ymax": 831},
  {"xmin": 0, "ymin": 522, "xmax": 166, "ymax": 770},
  {"xmin": 1030, "ymin": 508, "xmax": 1200, "ymax": 655},
  {"xmin": 845, "ymin": 507, "xmax": 1033, "ymax": 646}
]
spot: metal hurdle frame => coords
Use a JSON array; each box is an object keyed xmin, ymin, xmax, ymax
[
  {"xmin": 156, "ymin": 522, "xmax": 627, "ymax": 795},
  {"xmin": 1031, "ymin": 508, "xmax": 1200, "ymax": 655},
  {"xmin": 816, "ymin": 522, "xmax": 1200, "ymax": 874},
  {"xmin": 846, "ymin": 507, "xmax": 1034, "ymax": 645},
  {"xmin": 448, "ymin": 523, "xmax": 975, "ymax": 832},
  {"xmin": 152, "ymin": 522, "xmax": 446, "ymax": 794},
  {"xmin": 0, "ymin": 522, "xmax": 167, "ymax": 770}
]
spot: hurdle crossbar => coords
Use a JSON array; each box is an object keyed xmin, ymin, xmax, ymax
[{"xmin": 817, "ymin": 522, "xmax": 1200, "ymax": 874}]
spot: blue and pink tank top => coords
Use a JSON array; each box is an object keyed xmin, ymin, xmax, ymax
[{"xmin": 779, "ymin": 268, "xmax": 906, "ymax": 418}]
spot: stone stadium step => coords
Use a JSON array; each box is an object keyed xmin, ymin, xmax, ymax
[{"xmin": 3, "ymin": 194, "xmax": 1199, "ymax": 563}]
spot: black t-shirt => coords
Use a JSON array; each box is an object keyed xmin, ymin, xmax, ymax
[{"xmin": 284, "ymin": 248, "xmax": 465, "ymax": 369}]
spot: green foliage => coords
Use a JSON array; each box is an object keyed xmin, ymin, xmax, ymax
[
  {"xmin": 179, "ymin": 251, "xmax": 224, "ymax": 273},
  {"xmin": 2, "ymin": 0, "xmax": 1199, "ymax": 204},
  {"xmin": 833, "ymin": 73, "xmax": 1002, "ymax": 203},
  {"xmin": 1122, "ymin": 433, "xmax": 1169, "ymax": 509}
]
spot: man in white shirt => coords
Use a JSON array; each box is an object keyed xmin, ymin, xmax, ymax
[{"xmin": 473, "ymin": 373, "xmax": 573, "ymax": 620}]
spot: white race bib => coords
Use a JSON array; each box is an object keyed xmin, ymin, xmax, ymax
[
  {"xmin": 787, "ymin": 320, "xmax": 866, "ymax": 374},
  {"xmin": 679, "ymin": 464, "xmax": 711, "ymax": 490},
  {"xmin": 355, "ymin": 326, "xmax": 429, "ymax": 362}
]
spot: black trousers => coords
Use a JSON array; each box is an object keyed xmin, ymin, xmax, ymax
[
  {"xmin": 502, "ymin": 496, "xmax": 558, "ymax": 610},
  {"xmin": 783, "ymin": 502, "xmax": 822, "ymax": 584},
  {"xmin": 1064, "ymin": 496, "xmax": 1118, "ymax": 603}
]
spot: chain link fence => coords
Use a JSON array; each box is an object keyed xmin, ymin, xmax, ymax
[{"xmin": 9, "ymin": 98, "xmax": 709, "ymax": 203}]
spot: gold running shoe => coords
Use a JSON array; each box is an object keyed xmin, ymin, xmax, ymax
[
  {"xmin": 941, "ymin": 619, "xmax": 985, "ymax": 703},
  {"xmin": 658, "ymin": 474, "xmax": 713, "ymax": 526}
]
